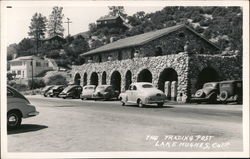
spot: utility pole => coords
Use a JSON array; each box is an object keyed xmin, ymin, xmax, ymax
[{"xmin": 65, "ymin": 18, "xmax": 72, "ymax": 36}]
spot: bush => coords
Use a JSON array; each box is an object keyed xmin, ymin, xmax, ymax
[
  {"xmin": 28, "ymin": 78, "xmax": 46, "ymax": 89},
  {"xmin": 43, "ymin": 72, "xmax": 68, "ymax": 85},
  {"xmin": 11, "ymin": 83, "xmax": 29, "ymax": 92}
]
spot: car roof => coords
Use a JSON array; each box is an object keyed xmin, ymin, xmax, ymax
[
  {"xmin": 220, "ymin": 80, "xmax": 242, "ymax": 84},
  {"xmin": 131, "ymin": 82, "xmax": 153, "ymax": 86},
  {"xmin": 84, "ymin": 85, "xmax": 96, "ymax": 87}
]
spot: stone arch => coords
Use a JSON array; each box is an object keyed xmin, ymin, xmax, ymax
[
  {"xmin": 196, "ymin": 67, "xmax": 219, "ymax": 89},
  {"xmin": 110, "ymin": 71, "xmax": 121, "ymax": 92},
  {"xmin": 74, "ymin": 73, "xmax": 81, "ymax": 85},
  {"xmin": 102, "ymin": 71, "xmax": 107, "ymax": 85},
  {"xmin": 83, "ymin": 73, "xmax": 87, "ymax": 86},
  {"xmin": 90, "ymin": 72, "xmax": 99, "ymax": 86},
  {"xmin": 137, "ymin": 69, "xmax": 152, "ymax": 83},
  {"xmin": 125, "ymin": 70, "xmax": 132, "ymax": 90},
  {"xmin": 158, "ymin": 68, "xmax": 178, "ymax": 92}
]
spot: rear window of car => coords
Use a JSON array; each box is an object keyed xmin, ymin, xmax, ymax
[
  {"xmin": 142, "ymin": 84, "xmax": 153, "ymax": 88},
  {"xmin": 221, "ymin": 83, "xmax": 231, "ymax": 88},
  {"xmin": 85, "ymin": 86, "xmax": 94, "ymax": 89}
]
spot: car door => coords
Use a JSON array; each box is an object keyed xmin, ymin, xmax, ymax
[
  {"xmin": 131, "ymin": 85, "xmax": 138, "ymax": 102},
  {"xmin": 127, "ymin": 85, "xmax": 135, "ymax": 103}
]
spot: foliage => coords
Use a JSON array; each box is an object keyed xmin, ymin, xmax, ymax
[
  {"xmin": 28, "ymin": 78, "xmax": 46, "ymax": 89},
  {"xmin": 7, "ymin": 43, "xmax": 18, "ymax": 61},
  {"xmin": 108, "ymin": 6, "xmax": 127, "ymax": 18},
  {"xmin": 16, "ymin": 38, "xmax": 36, "ymax": 57},
  {"xmin": 28, "ymin": 13, "xmax": 47, "ymax": 44},
  {"xmin": 7, "ymin": 72, "xmax": 15, "ymax": 81},
  {"xmin": 43, "ymin": 72, "xmax": 68, "ymax": 85},
  {"xmin": 11, "ymin": 83, "xmax": 29, "ymax": 92},
  {"xmin": 47, "ymin": 6, "xmax": 64, "ymax": 37}
]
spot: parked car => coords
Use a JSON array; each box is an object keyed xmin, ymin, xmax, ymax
[
  {"xmin": 119, "ymin": 82, "xmax": 167, "ymax": 107},
  {"xmin": 80, "ymin": 85, "xmax": 96, "ymax": 100},
  {"xmin": 92, "ymin": 85, "xmax": 119, "ymax": 100},
  {"xmin": 219, "ymin": 80, "xmax": 242, "ymax": 103},
  {"xmin": 58, "ymin": 85, "xmax": 82, "ymax": 99},
  {"xmin": 46, "ymin": 85, "xmax": 65, "ymax": 97},
  {"xmin": 191, "ymin": 82, "xmax": 219, "ymax": 104},
  {"xmin": 41, "ymin": 85, "xmax": 55, "ymax": 97},
  {"xmin": 7, "ymin": 86, "xmax": 39, "ymax": 129}
]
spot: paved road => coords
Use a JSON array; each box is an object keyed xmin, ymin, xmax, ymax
[{"xmin": 8, "ymin": 95, "xmax": 242, "ymax": 152}]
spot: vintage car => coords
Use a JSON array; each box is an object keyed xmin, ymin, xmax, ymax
[
  {"xmin": 92, "ymin": 85, "xmax": 119, "ymax": 100},
  {"xmin": 119, "ymin": 82, "xmax": 167, "ymax": 107},
  {"xmin": 191, "ymin": 82, "xmax": 219, "ymax": 104},
  {"xmin": 7, "ymin": 86, "xmax": 39, "ymax": 129},
  {"xmin": 41, "ymin": 85, "xmax": 55, "ymax": 97},
  {"xmin": 80, "ymin": 85, "xmax": 96, "ymax": 100},
  {"xmin": 219, "ymin": 80, "xmax": 242, "ymax": 104},
  {"xmin": 58, "ymin": 85, "xmax": 82, "ymax": 99},
  {"xmin": 46, "ymin": 85, "xmax": 66, "ymax": 97}
]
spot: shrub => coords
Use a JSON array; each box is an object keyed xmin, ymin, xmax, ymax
[
  {"xmin": 11, "ymin": 83, "xmax": 29, "ymax": 91},
  {"xmin": 28, "ymin": 78, "xmax": 46, "ymax": 89},
  {"xmin": 43, "ymin": 72, "xmax": 68, "ymax": 85}
]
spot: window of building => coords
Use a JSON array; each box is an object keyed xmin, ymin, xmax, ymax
[
  {"xmin": 118, "ymin": 51, "xmax": 122, "ymax": 61},
  {"xmin": 17, "ymin": 70, "xmax": 21, "ymax": 75},
  {"xmin": 22, "ymin": 71, "xmax": 24, "ymax": 78},
  {"xmin": 45, "ymin": 63, "xmax": 49, "ymax": 67},
  {"xmin": 155, "ymin": 46, "xmax": 163, "ymax": 56},
  {"xmin": 130, "ymin": 48, "xmax": 135, "ymax": 59},
  {"xmin": 98, "ymin": 54, "xmax": 102, "ymax": 62},
  {"xmin": 36, "ymin": 62, "xmax": 41, "ymax": 67},
  {"xmin": 178, "ymin": 32, "xmax": 185, "ymax": 38}
]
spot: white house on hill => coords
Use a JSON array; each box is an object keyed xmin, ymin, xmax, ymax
[{"xmin": 10, "ymin": 55, "xmax": 54, "ymax": 79}]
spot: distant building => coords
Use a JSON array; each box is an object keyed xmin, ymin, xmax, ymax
[
  {"xmin": 42, "ymin": 35, "xmax": 66, "ymax": 45},
  {"xmin": 96, "ymin": 16, "xmax": 128, "ymax": 29},
  {"xmin": 10, "ymin": 55, "xmax": 53, "ymax": 79}
]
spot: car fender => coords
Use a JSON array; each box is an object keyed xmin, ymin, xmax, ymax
[{"xmin": 119, "ymin": 93, "xmax": 127, "ymax": 102}]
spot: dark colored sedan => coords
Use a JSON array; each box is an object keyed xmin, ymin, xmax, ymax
[
  {"xmin": 92, "ymin": 85, "xmax": 119, "ymax": 100},
  {"xmin": 58, "ymin": 85, "xmax": 83, "ymax": 99},
  {"xmin": 41, "ymin": 85, "xmax": 55, "ymax": 97},
  {"xmin": 46, "ymin": 85, "xmax": 66, "ymax": 97}
]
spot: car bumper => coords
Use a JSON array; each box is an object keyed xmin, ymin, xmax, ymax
[
  {"xmin": 146, "ymin": 99, "xmax": 165, "ymax": 104},
  {"xmin": 28, "ymin": 111, "xmax": 39, "ymax": 116}
]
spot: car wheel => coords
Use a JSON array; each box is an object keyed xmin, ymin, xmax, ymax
[
  {"xmin": 138, "ymin": 99, "xmax": 144, "ymax": 108},
  {"xmin": 7, "ymin": 111, "xmax": 22, "ymax": 129},
  {"xmin": 219, "ymin": 91, "xmax": 228, "ymax": 102},
  {"xmin": 63, "ymin": 97, "xmax": 66, "ymax": 99},
  {"xmin": 195, "ymin": 90, "xmax": 205, "ymax": 98},
  {"xmin": 44, "ymin": 94, "xmax": 47, "ymax": 97},
  {"xmin": 157, "ymin": 102, "xmax": 164, "ymax": 107}
]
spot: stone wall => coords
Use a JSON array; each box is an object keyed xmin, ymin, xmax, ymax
[{"xmin": 72, "ymin": 52, "xmax": 190, "ymax": 101}]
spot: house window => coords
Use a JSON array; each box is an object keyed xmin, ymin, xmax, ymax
[
  {"xmin": 98, "ymin": 54, "xmax": 102, "ymax": 62},
  {"xmin": 17, "ymin": 70, "xmax": 21, "ymax": 75},
  {"xmin": 178, "ymin": 32, "xmax": 185, "ymax": 38},
  {"xmin": 155, "ymin": 46, "xmax": 163, "ymax": 56},
  {"xmin": 22, "ymin": 71, "xmax": 24, "ymax": 78},
  {"xmin": 118, "ymin": 51, "xmax": 122, "ymax": 61},
  {"xmin": 36, "ymin": 62, "xmax": 41, "ymax": 67},
  {"xmin": 130, "ymin": 48, "xmax": 135, "ymax": 59},
  {"xmin": 45, "ymin": 63, "xmax": 49, "ymax": 67}
]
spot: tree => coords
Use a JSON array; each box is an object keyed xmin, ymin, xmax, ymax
[
  {"xmin": 47, "ymin": 6, "xmax": 64, "ymax": 37},
  {"xmin": 16, "ymin": 38, "xmax": 35, "ymax": 56},
  {"xmin": 108, "ymin": 6, "xmax": 127, "ymax": 18},
  {"xmin": 28, "ymin": 13, "xmax": 47, "ymax": 52},
  {"xmin": 7, "ymin": 43, "xmax": 18, "ymax": 60}
]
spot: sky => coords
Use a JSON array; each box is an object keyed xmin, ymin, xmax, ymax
[{"xmin": 4, "ymin": 3, "xmax": 164, "ymax": 45}]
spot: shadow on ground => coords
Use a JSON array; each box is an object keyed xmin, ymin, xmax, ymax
[
  {"xmin": 8, "ymin": 124, "xmax": 48, "ymax": 135},
  {"xmin": 124, "ymin": 104, "xmax": 174, "ymax": 109}
]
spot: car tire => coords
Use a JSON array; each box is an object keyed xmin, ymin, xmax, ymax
[
  {"xmin": 219, "ymin": 91, "xmax": 228, "ymax": 102},
  {"xmin": 7, "ymin": 111, "xmax": 22, "ymax": 129},
  {"xmin": 138, "ymin": 99, "xmax": 144, "ymax": 108},
  {"xmin": 121, "ymin": 102, "xmax": 125, "ymax": 106},
  {"xmin": 157, "ymin": 102, "xmax": 164, "ymax": 107},
  {"xmin": 195, "ymin": 90, "xmax": 205, "ymax": 98}
]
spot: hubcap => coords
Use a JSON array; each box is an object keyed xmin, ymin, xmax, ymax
[{"xmin": 8, "ymin": 115, "xmax": 18, "ymax": 126}]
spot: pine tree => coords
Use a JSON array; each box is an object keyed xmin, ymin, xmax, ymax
[
  {"xmin": 47, "ymin": 6, "xmax": 64, "ymax": 37},
  {"xmin": 28, "ymin": 13, "xmax": 47, "ymax": 53}
]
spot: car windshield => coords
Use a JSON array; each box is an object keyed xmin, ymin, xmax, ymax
[
  {"xmin": 42, "ymin": 86, "xmax": 53, "ymax": 91},
  {"xmin": 53, "ymin": 86, "xmax": 61, "ymax": 89},
  {"xmin": 63, "ymin": 86, "xmax": 75, "ymax": 92},
  {"xmin": 204, "ymin": 83, "xmax": 215, "ymax": 88},
  {"xmin": 85, "ymin": 86, "xmax": 95, "ymax": 90},
  {"xmin": 142, "ymin": 84, "xmax": 154, "ymax": 88}
]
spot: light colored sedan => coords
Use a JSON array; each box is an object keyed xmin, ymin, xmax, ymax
[
  {"xmin": 7, "ymin": 86, "xmax": 39, "ymax": 129},
  {"xmin": 119, "ymin": 82, "xmax": 167, "ymax": 107},
  {"xmin": 80, "ymin": 85, "xmax": 96, "ymax": 100}
]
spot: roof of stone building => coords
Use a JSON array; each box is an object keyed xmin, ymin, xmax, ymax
[{"xmin": 81, "ymin": 24, "xmax": 219, "ymax": 56}]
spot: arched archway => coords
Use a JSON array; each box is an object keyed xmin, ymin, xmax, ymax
[
  {"xmin": 125, "ymin": 70, "xmax": 132, "ymax": 90},
  {"xmin": 83, "ymin": 73, "xmax": 87, "ymax": 86},
  {"xmin": 74, "ymin": 73, "xmax": 81, "ymax": 85},
  {"xmin": 196, "ymin": 67, "xmax": 219, "ymax": 89},
  {"xmin": 158, "ymin": 68, "xmax": 178, "ymax": 92},
  {"xmin": 110, "ymin": 71, "xmax": 121, "ymax": 92},
  {"xmin": 137, "ymin": 69, "xmax": 152, "ymax": 83},
  {"xmin": 90, "ymin": 72, "xmax": 99, "ymax": 86},
  {"xmin": 102, "ymin": 71, "xmax": 107, "ymax": 85}
]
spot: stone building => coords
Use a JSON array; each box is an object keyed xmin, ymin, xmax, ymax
[{"xmin": 71, "ymin": 24, "xmax": 242, "ymax": 102}]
